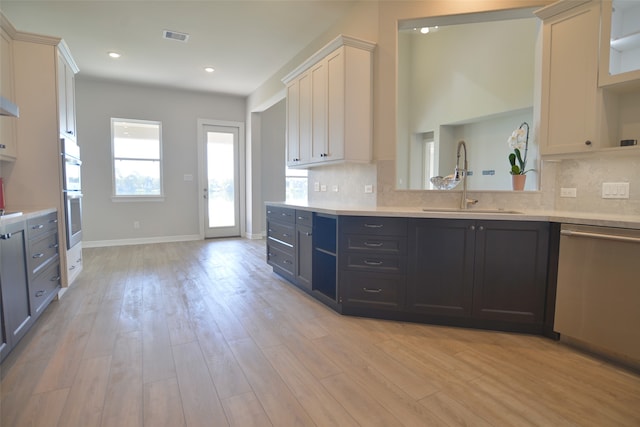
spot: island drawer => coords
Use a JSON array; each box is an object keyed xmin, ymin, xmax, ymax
[
  {"xmin": 28, "ymin": 232, "xmax": 59, "ymax": 277},
  {"xmin": 341, "ymin": 271, "xmax": 404, "ymax": 310},
  {"xmin": 343, "ymin": 235, "xmax": 406, "ymax": 254},
  {"xmin": 267, "ymin": 221, "xmax": 295, "ymax": 246},
  {"xmin": 266, "ymin": 206, "xmax": 295, "ymax": 224},
  {"xmin": 341, "ymin": 216, "xmax": 407, "ymax": 236}
]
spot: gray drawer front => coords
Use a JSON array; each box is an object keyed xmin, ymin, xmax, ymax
[
  {"xmin": 28, "ymin": 232, "xmax": 59, "ymax": 277},
  {"xmin": 341, "ymin": 216, "xmax": 407, "ymax": 236},
  {"xmin": 342, "ymin": 271, "xmax": 404, "ymax": 309},
  {"xmin": 295, "ymin": 210, "xmax": 313, "ymax": 227},
  {"xmin": 31, "ymin": 261, "xmax": 61, "ymax": 314},
  {"xmin": 344, "ymin": 235, "xmax": 406, "ymax": 254},
  {"xmin": 267, "ymin": 221, "xmax": 295, "ymax": 246},
  {"xmin": 27, "ymin": 212, "xmax": 58, "ymax": 240},
  {"xmin": 267, "ymin": 243, "xmax": 295, "ymax": 276},
  {"xmin": 344, "ymin": 253, "xmax": 405, "ymax": 273},
  {"xmin": 266, "ymin": 206, "xmax": 295, "ymax": 224}
]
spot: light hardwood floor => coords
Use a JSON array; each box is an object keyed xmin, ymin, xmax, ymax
[{"xmin": 1, "ymin": 238, "xmax": 639, "ymax": 426}]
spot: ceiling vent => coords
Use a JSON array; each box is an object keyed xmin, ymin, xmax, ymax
[{"xmin": 163, "ymin": 30, "xmax": 190, "ymax": 43}]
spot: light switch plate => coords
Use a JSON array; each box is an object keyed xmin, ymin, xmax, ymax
[
  {"xmin": 602, "ymin": 182, "xmax": 629, "ymax": 199},
  {"xmin": 364, "ymin": 184, "xmax": 373, "ymax": 193},
  {"xmin": 560, "ymin": 187, "xmax": 577, "ymax": 198}
]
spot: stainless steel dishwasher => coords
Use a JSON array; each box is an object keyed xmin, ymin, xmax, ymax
[{"xmin": 554, "ymin": 224, "xmax": 640, "ymax": 368}]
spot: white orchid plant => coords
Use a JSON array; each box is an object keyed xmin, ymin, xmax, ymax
[{"xmin": 508, "ymin": 122, "xmax": 533, "ymax": 175}]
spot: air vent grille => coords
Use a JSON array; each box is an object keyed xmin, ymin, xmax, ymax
[{"xmin": 163, "ymin": 30, "xmax": 190, "ymax": 43}]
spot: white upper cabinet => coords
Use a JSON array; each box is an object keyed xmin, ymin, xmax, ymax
[
  {"xmin": 538, "ymin": 1, "xmax": 601, "ymax": 154},
  {"xmin": 0, "ymin": 22, "xmax": 18, "ymax": 161},
  {"xmin": 57, "ymin": 42, "xmax": 79, "ymax": 140},
  {"xmin": 537, "ymin": 0, "xmax": 640, "ymax": 155},
  {"xmin": 599, "ymin": 0, "xmax": 640, "ymax": 88},
  {"xmin": 283, "ymin": 35, "xmax": 375, "ymax": 168}
]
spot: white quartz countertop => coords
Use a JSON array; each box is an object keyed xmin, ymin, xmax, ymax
[
  {"xmin": 266, "ymin": 202, "xmax": 640, "ymax": 230},
  {"xmin": 0, "ymin": 208, "xmax": 57, "ymax": 227}
]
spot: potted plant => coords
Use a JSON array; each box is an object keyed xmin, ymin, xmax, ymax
[{"xmin": 508, "ymin": 122, "xmax": 533, "ymax": 190}]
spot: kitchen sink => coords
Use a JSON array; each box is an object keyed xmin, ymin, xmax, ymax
[{"xmin": 422, "ymin": 208, "xmax": 523, "ymax": 214}]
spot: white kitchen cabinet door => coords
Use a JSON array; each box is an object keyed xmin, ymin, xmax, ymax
[
  {"xmin": 57, "ymin": 48, "xmax": 77, "ymax": 139},
  {"xmin": 283, "ymin": 35, "xmax": 374, "ymax": 168},
  {"xmin": 0, "ymin": 26, "xmax": 17, "ymax": 161},
  {"xmin": 538, "ymin": 1, "xmax": 601, "ymax": 155}
]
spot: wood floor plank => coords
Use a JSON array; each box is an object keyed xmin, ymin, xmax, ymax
[
  {"xmin": 2, "ymin": 238, "xmax": 639, "ymax": 427},
  {"xmin": 221, "ymin": 392, "xmax": 273, "ymax": 427},
  {"xmin": 172, "ymin": 340, "xmax": 228, "ymax": 426},
  {"xmin": 100, "ymin": 330, "xmax": 143, "ymax": 427},
  {"xmin": 263, "ymin": 344, "xmax": 360, "ymax": 426},
  {"xmin": 143, "ymin": 378, "xmax": 186, "ymax": 427},
  {"xmin": 57, "ymin": 355, "xmax": 112, "ymax": 427},
  {"xmin": 12, "ymin": 387, "xmax": 70, "ymax": 427},
  {"xmin": 228, "ymin": 338, "xmax": 315, "ymax": 426}
]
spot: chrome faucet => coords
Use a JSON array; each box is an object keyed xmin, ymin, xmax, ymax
[{"xmin": 454, "ymin": 140, "xmax": 478, "ymax": 210}]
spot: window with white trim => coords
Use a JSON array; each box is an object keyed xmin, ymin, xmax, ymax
[{"xmin": 111, "ymin": 118, "xmax": 163, "ymax": 198}]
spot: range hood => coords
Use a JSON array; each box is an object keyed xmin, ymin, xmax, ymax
[{"xmin": 0, "ymin": 96, "xmax": 19, "ymax": 117}]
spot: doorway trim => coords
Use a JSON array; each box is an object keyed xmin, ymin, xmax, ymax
[{"xmin": 197, "ymin": 118, "xmax": 245, "ymax": 239}]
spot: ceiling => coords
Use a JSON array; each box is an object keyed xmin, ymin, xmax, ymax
[{"xmin": 1, "ymin": 1, "xmax": 359, "ymax": 97}]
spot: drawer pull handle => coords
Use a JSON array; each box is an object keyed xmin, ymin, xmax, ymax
[
  {"xmin": 49, "ymin": 243, "xmax": 59, "ymax": 249},
  {"xmin": 1, "ymin": 233, "xmax": 11, "ymax": 240},
  {"xmin": 305, "ymin": 232, "xmax": 312, "ymax": 236},
  {"xmin": 268, "ymin": 252, "xmax": 275, "ymax": 257},
  {"xmin": 77, "ymin": 258, "xmax": 82, "ymax": 263},
  {"xmin": 49, "ymin": 219, "xmax": 58, "ymax": 223},
  {"xmin": 282, "ymin": 233, "xmax": 290, "ymax": 237},
  {"xmin": 364, "ymin": 224, "xmax": 383, "ymax": 228},
  {"xmin": 283, "ymin": 260, "xmax": 293, "ymax": 265},
  {"xmin": 364, "ymin": 260, "xmax": 383, "ymax": 266},
  {"xmin": 33, "ymin": 253, "xmax": 45, "ymax": 259},
  {"xmin": 51, "ymin": 275, "xmax": 61, "ymax": 281},
  {"xmin": 363, "ymin": 288, "xmax": 383, "ymax": 293},
  {"xmin": 364, "ymin": 241, "xmax": 383, "ymax": 247},
  {"xmin": 69, "ymin": 265, "xmax": 76, "ymax": 271},
  {"xmin": 32, "ymin": 224, "xmax": 44, "ymax": 230},
  {"xmin": 267, "ymin": 210, "xmax": 272, "ymax": 214},
  {"xmin": 35, "ymin": 290, "xmax": 45, "ymax": 297},
  {"xmin": 297, "ymin": 216, "xmax": 308, "ymax": 220}
]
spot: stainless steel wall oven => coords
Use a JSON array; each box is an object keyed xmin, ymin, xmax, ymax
[{"xmin": 61, "ymin": 138, "xmax": 82, "ymax": 249}]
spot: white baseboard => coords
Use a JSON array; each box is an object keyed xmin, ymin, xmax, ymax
[
  {"xmin": 245, "ymin": 231, "xmax": 265, "ymax": 240},
  {"xmin": 83, "ymin": 234, "xmax": 201, "ymax": 248}
]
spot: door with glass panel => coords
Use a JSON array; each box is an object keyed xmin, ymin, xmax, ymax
[{"xmin": 203, "ymin": 125, "xmax": 240, "ymax": 238}]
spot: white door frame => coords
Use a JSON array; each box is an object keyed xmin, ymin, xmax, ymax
[{"xmin": 197, "ymin": 118, "xmax": 245, "ymax": 239}]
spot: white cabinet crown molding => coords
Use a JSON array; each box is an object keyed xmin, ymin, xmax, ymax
[
  {"xmin": 282, "ymin": 34, "xmax": 376, "ymax": 85},
  {"xmin": 534, "ymin": 0, "xmax": 592, "ymax": 20}
]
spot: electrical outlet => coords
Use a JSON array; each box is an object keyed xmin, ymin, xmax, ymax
[
  {"xmin": 560, "ymin": 187, "xmax": 577, "ymax": 198},
  {"xmin": 332, "ymin": 185, "xmax": 339, "ymax": 192},
  {"xmin": 364, "ymin": 184, "xmax": 373, "ymax": 193},
  {"xmin": 320, "ymin": 184, "xmax": 327, "ymax": 192},
  {"xmin": 314, "ymin": 182, "xmax": 320, "ymax": 192},
  {"xmin": 602, "ymin": 182, "xmax": 629, "ymax": 199}
]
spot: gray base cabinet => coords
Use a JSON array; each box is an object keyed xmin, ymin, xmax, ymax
[
  {"xmin": 1, "ymin": 211, "xmax": 61, "ymax": 363},
  {"xmin": 408, "ymin": 219, "xmax": 550, "ymax": 327},
  {"xmin": 266, "ymin": 206, "xmax": 556, "ymax": 336},
  {"xmin": 1, "ymin": 221, "xmax": 32, "ymax": 362}
]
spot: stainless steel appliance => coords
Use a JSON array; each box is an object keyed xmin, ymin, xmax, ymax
[
  {"xmin": 61, "ymin": 138, "xmax": 82, "ymax": 249},
  {"xmin": 555, "ymin": 224, "xmax": 640, "ymax": 368}
]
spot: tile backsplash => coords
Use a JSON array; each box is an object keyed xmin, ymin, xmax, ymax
[{"xmin": 307, "ymin": 153, "xmax": 639, "ymax": 217}]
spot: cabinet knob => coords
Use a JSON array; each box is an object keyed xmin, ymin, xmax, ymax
[
  {"xmin": 470, "ymin": 225, "xmax": 476, "ymax": 231},
  {"xmin": 478, "ymin": 226, "xmax": 484, "ymax": 231},
  {"xmin": 585, "ymin": 140, "xmax": 592, "ymax": 146}
]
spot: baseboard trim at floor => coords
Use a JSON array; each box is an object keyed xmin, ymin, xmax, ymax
[{"xmin": 83, "ymin": 234, "xmax": 202, "ymax": 248}]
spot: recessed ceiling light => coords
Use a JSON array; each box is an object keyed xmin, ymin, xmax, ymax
[
  {"xmin": 204, "ymin": 67, "xmax": 215, "ymax": 73},
  {"xmin": 108, "ymin": 52, "xmax": 121, "ymax": 59}
]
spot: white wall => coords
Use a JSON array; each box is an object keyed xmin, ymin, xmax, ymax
[
  {"xmin": 260, "ymin": 99, "xmax": 286, "ymax": 233},
  {"xmin": 76, "ymin": 77, "xmax": 246, "ymax": 246}
]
